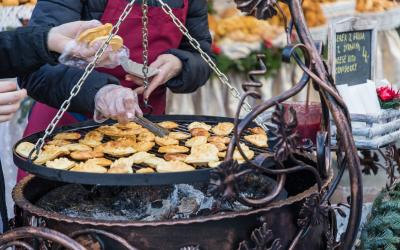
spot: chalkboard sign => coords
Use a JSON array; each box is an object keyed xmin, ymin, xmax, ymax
[{"xmin": 328, "ymin": 18, "xmax": 377, "ymax": 86}]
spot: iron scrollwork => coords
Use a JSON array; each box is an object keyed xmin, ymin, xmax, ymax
[
  {"xmin": 209, "ymin": 0, "xmax": 364, "ymax": 249},
  {"xmin": 235, "ymin": 0, "xmax": 278, "ymax": 20},
  {"xmin": 238, "ymin": 223, "xmax": 283, "ymax": 250},
  {"xmin": 297, "ymin": 193, "xmax": 330, "ymax": 229},
  {"xmin": 267, "ymin": 104, "xmax": 298, "ymax": 162}
]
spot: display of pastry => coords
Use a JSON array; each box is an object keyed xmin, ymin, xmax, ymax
[
  {"xmin": 46, "ymin": 158, "xmax": 76, "ymax": 170},
  {"xmin": 269, "ymin": 1, "xmax": 327, "ymax": 28},
  {"xmin": 158, "ymin": 121, "xmax": 179, "ymax": 130},
  {"xmin": 102, "ymin": 138, "xmax": 137, "ymax": 157},
  {"xmin": 79, "ymin": 131, "xmax": 104, "ymax": 147},
  {"xmin": 211, "ymin": 122, "xmax": 234, "ymax": 136},
  {"xmin": 108, "ymin": 157, "xmax": 134, "ymax": 174},
  {"xmin": 70, "ymin": 162, "xmax": 108, "ymax": 174},
  {"xmin": 185, "ymin": 144, "xmax": 219, "ymax": 166},
  {"xmin": 16, "ymin": 142, "xmax": 35, "ymax": 158},
  {"xmin": 143, "ymin": 157, "xmax": 166, "ymax": 168},
  {"xmin": 210, "ymin": 142, "xmax": 227, "ymax": 152},
  {"xmin": 70, "ymin": 150, "xmax": 104, "ymax": 161},
  {"xmin": 159, "ymin": 145, "xmax": 190, "ymax": 154},
  {"xmin": 208, "ymin": 136, "xmax": 230, "ymax": 145},
  {"xmin": 53, "ymin": 132, "xmax": 81, "ymax": 141},
  {"xmin": 77, "ymin": 23, "xmax": 123, "ymax": 51},
  {"xmin": 137, "ymin": 131, "xmax": 156, "ymax": 142},
  {"xmin": 34, "ymin": 145, "xmax": 70, "ymax": 165},
  {"xmin": 190, "ymin": 128, "xmax": 210, "ymax": 137},
  {"xmin": 155, "ymin": 136, "xmax": 179, "ymax": 147},
  {"xmin": 47, "ymin": 139, "xmax": 71, "ymax": 147},
  {"xmin": 86, "ymin": 158, "xmax": 113, "ymax": 167},
  {"xmin": 248, "ymin": 127, "xmax": 266, "ymax": 135},
  {"xmin": 164, "ymin": 154, "xmax": 188, "ymax": 162},
  {"xmin": 136, "ymin": 168, "xmax": 155, "ymax": 174},
  {"xmin": 185, "ymin": 136, "xmax": 208, "ymax": 148},
  {"xmin": 156, "ymin": 161, "xmax": 195, "ymax": 173},
  {"xmin": 130, "ymin": 152, "xmax": 154, "ymax": 164},
  {"xmin": 244, "ymin": 134, "xmax": 268, "ymax": 148},
  {"xmin": 188, "ymin": 122, "xmax": 212, "ymax": 131},
  {"xmin": 18, "ymin": 120, "xmax": 270, "ymax": 174},
  {"xmin": 168, "ymin": 132, "xmax": 191, "ymax": 140},
  {"xmin": 62, "ymin": 143, "xmax": 92, "ymax": 152},
  {"xmin": 356, "ymin": 0, "xmax": 397, "ymax": 12},
  {"xmin": 133, "ymin": 141, "xmax": 155, "ymax": 152}
]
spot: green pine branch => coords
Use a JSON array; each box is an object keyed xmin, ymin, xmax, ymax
[
  {"xmin": 215, "ymin": 46, "xmax": 282, "ymax": 78},
  {"xmin": 360, "ymin": 182, "xmax": 400, "ymax": 250}
]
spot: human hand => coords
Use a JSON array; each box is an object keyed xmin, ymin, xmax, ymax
[
  {"xmin": 0, "ymin": 82, "xmax": 27, "ymax": 123},
  {"xmin": 125, "ymin": 54, "xmax": 182, "ymax": 100},
  {"xmin": 94, "ymin": 85, "xmax": 143, "ymax": 124},
  {"xmin": 50, "ymin": 20, "xmax": 127, "ymax": 68},
  {"xmin": 47, "ymin": 20, "xmax": 102, "ymax": 55}
]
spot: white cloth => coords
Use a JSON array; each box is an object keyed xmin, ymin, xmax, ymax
[
  {"xmin": 376, "ymin": 30, "xmax": 400, "ymax": 86},
  {"xmin": 166, "ymin": 62, "xmax": 319, "ymax": 117},
  {"xmin": 0, "ymin": 110, "xmax": 27, "ymax": 219}
]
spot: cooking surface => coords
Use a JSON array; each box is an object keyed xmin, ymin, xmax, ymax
[{"xmin": 14, "ymin": 115, "xmax": 270, "ymax": 186}]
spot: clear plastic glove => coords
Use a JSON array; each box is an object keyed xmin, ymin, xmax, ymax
[
  {"xmin": 0, "ymin": 82, "xmax": 27, "ymax": 123},
  {"xmin": 53, "ymin": 20, "xmax": 129, "ymax": 69},
  {"xmin": 94, "ymin": 85, "xmax": 143, "ymax": 124}
]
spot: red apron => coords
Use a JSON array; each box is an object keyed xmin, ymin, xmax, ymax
[{"xmin": 18, "ymin": 0, "xmax": 188, "ymax": 181}]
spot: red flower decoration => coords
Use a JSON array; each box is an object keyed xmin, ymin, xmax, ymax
[
  {"xmin": 377, "ymin": 86, "xmax": 399, "ymax": 102},
  {"xmin": 264, "ymin": 40, "xmax": 273, "ymax": 49},
  {"xmin": 212, "ymin": 43, "xmax": 222, "ymax": 55}
]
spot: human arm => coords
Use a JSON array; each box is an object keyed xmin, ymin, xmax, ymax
[
  {"xmin": 0, "ymin": 82, "xmax": 26, "ymax": 123},
  {"xmin": 0, "ymin": 26, "xmax": 57, "ymax": 78},
  {"xmin": 18, "ymin": 64, "xmax": 119, "ymax": 114},
  {"xmin": 165, "ymin": 0, "xmax": 213, "ymax": 93},
  {"xmin": 18, "ymin": 0, "xmax": 123, "ymax": 114},
  {"xmin": 126, "ymin": 0, "xmax": 213, "ymax": 99}
]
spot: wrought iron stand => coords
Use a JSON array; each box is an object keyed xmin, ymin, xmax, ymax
[{"xmin": 1, "ymin": 0, "xmax": 364, "ymax": 249}]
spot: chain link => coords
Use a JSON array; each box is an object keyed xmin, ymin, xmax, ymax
[
  {"xmin": 30, "ymin": 0, "xmax": 137, "ymax": 159},
  {"xmin": 31, "ymin": 0, "xmax": 268, "ymax": 160},
  {"xmin": 141, "ymin": 0, "xmax": 150, "ymax": 98},
  {"xmin": 156, "ymin": 0, "xmax": 267, "ymax": 129}
]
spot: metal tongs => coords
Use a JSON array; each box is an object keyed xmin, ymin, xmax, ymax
[{"xmin": 133, "ymin": 116, "xmax": 169, "ymax": 137}]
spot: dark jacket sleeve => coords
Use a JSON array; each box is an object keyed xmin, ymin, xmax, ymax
[
  {"xmin": 18, "ymin": 0, "xmax": 118, "ymax": 114},
  {"xmin": 19, "ymin": 65, "xmax": 119, "ymax": 114},
  {"xmin": 165, "ymin": 0, "xmax": 213, "ymax": 93},
  {"xmin": 0, "ymin": 26, "xmax": 58, "ymax": 78}
]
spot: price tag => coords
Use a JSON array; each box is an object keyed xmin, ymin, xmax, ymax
[{"xmin": 328, "ymin": 18, "xmax": 377, "ymax": 86}]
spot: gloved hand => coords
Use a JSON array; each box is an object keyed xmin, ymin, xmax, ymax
[
  {"xmin": 94, "ymin": 85, "xmax": 143, "ymax": 124},
  {"xmin": 47, "ymin": 20, "xmax": 102, "ymax": 55},
  {"xmin": 0, "ymin": 82, "xmax": 27, "ymax": 123},
  {"xmin": 125, "ymin": 54, "xmax": 182, "ymax": 100},
  {"xmin": 48, "ymin": 20, "xmax": 127, "ymax": 68}
]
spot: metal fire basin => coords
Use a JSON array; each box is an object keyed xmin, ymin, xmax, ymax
[{"xmin": 13, "ymin": 167, "xmax": 333, "ymax": 250}]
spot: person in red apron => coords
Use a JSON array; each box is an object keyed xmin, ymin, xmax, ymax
[{"xmin": 17, "ymin": 0, "xmax": 212, "ymax": 181}]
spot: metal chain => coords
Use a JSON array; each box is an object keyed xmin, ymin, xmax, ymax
[
  {"xmin": 141, "ymin": 0, "xmax": 150, "ymax": 104},
  {"xmin": 156, "ymin": 0, "xmax": 267, "ymax": 130},
  {"xmin": 30, "ymin": 0, "xmax": 137, "ymax": 159}
]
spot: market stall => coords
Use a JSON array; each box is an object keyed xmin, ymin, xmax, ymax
[
  {"xmin": 167, "ymin": 0, "xmax": 400, "ymax": 117},
  {"xmin": 1, "ymin": 0, "xmax": 400, "ymax": 249}
]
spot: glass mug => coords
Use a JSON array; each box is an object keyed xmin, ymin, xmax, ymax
[{"xmin": 282, "ymin": 102, "xmax": 322, "ymax": 144}]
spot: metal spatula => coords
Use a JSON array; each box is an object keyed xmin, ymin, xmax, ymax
[
  {"xmin": 133, "ymin": 116, "xmax": 169, "ymax": 137},
  {"xmin": 121, "ymin": 58, "xmax": 159, "ymax": 79}
]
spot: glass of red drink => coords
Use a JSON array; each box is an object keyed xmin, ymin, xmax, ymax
[{"xmin": 282, "ymin": 101, "xmax": 322, "ymax": 144}]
